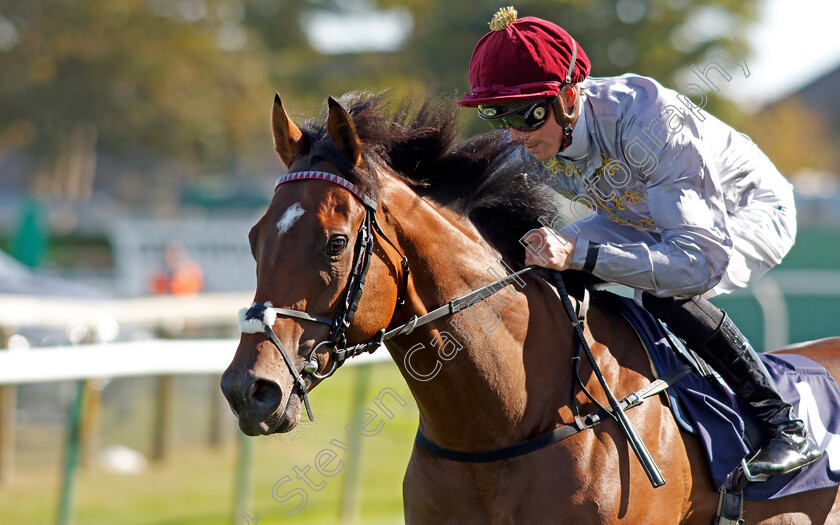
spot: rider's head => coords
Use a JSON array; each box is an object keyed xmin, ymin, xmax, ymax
[{"xmin": 458, "ymin": 7, "xmax": 590, "ymax": 159}]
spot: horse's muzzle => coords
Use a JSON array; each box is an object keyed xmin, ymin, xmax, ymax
[{"xmin": 220, "ymin": 370, "xmax": 289, "ymax": 435}]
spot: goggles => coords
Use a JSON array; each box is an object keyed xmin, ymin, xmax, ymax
[{"xmin": 477, "ymin": 96, "xmax": 556, "ymax": 131}]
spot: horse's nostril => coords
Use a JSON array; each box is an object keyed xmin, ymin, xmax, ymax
[{"xmin": 250, "ymin": 379, "xmax": 283, "ymax": 407}]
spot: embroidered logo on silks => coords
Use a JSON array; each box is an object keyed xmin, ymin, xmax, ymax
[
  {"xmin": 239, "ymin": 302, "xmax": 278, "ymax": 334},
  {"xmin": 542, "ymin": 155, "xmax": 657, "ymax": 232}
]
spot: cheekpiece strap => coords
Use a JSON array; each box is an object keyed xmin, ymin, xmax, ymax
[{"xmin": 275, "ymin": 171, "xmax": 378, "ymax": 210}]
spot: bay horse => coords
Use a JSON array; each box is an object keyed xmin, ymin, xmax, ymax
[{"xmin": 220, "ymin": 92, "xmax": 840, "ymax": 524}]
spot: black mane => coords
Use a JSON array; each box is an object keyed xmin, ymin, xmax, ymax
[{"xmin": 300, "ymin": 92, "xmax": 568, "ymax": 264}]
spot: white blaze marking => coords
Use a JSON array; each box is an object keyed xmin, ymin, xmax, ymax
[{"xmin": 276, "ymin": 202, "xmax": 305, "ymax": 236}]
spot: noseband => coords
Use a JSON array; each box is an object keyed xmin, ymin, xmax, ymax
[{"xmin": 240, "ymin": 168, "xmax": 409, "ymax": 421}]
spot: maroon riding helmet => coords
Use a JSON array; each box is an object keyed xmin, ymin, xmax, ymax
[{"xmin": 458, "ymin": 8, "xmax": 591, "ymax": 108}]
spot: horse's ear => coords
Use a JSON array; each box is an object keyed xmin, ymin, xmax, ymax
[
  {"xmin": 326, "ymin": 96, "xmax": 363, "ymax": 167},
  {"xmin": 271, "ymin": 93, "xmax": 307, "ymax": 167}
]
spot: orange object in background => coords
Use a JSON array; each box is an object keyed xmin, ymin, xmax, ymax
[{"xmin": 149, "ymin": 243, "xmax": 204, "ymax": 295}]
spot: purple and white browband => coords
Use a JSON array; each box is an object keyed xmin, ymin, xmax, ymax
[{"xmin": 275, "ymin": 170, "xmax": 377, "ymax": 209}]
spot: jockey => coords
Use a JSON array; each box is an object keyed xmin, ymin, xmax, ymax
[{"xmin": 458, "ymin": 7, "xmax": 822, "ymax": 479}]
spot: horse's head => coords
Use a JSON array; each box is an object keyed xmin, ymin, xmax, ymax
[{"xmin": 221, "ymin": 94, "xmax": 405, "ymax": 435}]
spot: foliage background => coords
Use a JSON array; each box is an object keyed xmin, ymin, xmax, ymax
[{"xmin": 6, "ymin": 0, "xmax": 835, "ymax": 212}]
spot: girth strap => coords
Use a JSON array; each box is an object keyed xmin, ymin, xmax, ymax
[{"xmin": 415, "ymin": 365, "xmax": 691, "ymax": 463}]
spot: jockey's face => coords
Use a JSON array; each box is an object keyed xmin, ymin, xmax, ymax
[
  {"xmin": 508, "ymin": 103, "xmax": 566, "ymax": 161},
  {"xmin": 507, "ymin": 85, "xmax": 578, "ymax": 161}
]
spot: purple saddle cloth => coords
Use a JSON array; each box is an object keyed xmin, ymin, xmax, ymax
[{"xmin": 618, "ymin": 296, "xmax": 840, "ymax": 500}]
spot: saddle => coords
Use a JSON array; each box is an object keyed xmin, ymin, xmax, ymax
[{"xmin": 616, "ymin": 292, "xmax": 840, "ymax": 501}]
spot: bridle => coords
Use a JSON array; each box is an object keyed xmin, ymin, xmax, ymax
[
  {"xmin": 239, "ymin": 149, "xmax": 535, "ymax": 423},
  {"xmin": 240, "ymin": 155, "xmax": 410, "ymax": 421},
  {"xmin": 241, "ymin": 141, "xmax": 416, "ymax": 421}
]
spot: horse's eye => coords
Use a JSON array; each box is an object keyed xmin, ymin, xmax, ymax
[{"xmin": 327, "ymin": 236, "xmax": 348, "ymax": 255}]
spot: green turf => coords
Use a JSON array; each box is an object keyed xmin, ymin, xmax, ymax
[{"xmin": 1, "ymin": 361, "xmax": 417, "ymax": 525}]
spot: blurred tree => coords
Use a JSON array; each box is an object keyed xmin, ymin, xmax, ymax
[
  {"xmin": 742, "ymin": 96, "xmax": 840, "ymax": 177},
  {"xmin": 2, "ymin": 0, "xmax": 824, "ymax": 215},
  {"xmin": 240, "ymin": 0, "xmax": 427, "ymax": 114},
  {"xmin": 0, "ymin": 0, "xmax": 273, "ymax": 201}
]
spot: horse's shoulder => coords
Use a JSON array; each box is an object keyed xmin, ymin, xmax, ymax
[{"xmin": 583, "ymin": 291, "xmax": 654, "ymax": 374}]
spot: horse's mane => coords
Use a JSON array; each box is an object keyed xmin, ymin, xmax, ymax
[{"xmin": 301, "ymin": 92, "xmax": 570, "ymax": 264}]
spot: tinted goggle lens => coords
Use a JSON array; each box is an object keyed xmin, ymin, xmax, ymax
[{"xmin": 478, "ymin": 98, "xmax": 553, "ymax": 130}]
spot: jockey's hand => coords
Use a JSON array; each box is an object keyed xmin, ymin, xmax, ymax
[{"xmin": 523, "ymin": 227, "xmax": 577, "ymax": 271}]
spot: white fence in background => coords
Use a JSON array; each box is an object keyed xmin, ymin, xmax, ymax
[
  {"xmin": 0, "ymin": 338, "xmax": 389, "ymax": 385},
  {"xmin": 0, "ymin": 291, "xmax": 252, "ymax": 330},
  {"xmin": 0, "ymin": 291, "xmax": 391, "ymax": 525},
  {"xmin": 727, "ymin": 270, "xmax": 840, "ymax": 350},
  {"xmin": 0, "ymin": 288, "xmax": 391, "ymax": 383}
]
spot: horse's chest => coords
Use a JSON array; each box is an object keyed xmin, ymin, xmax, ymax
[
  {"xmin": 406, "ymin": 429, "xmax": 689, "ymax": 524},
  {"xmin": 406, "ymin": 445, "xmax": 614, "ymax": 523}
]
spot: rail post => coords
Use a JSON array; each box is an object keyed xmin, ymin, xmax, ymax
[
  {"xmin": 152, "ymin": 375, "xmax": 176, "ymax": 462},
  {"xmin": 208, "ymin": 375, "xmax": 227, "ymax": 448},
  {"xmin": 0, "ymin": 383, "xmax": 14, "ymax": 488},
  {"xmin": 231, "ymin": 432, "xmax": 254, "ymax": 525},
  {"xmin": 80, "ymin": 380, "xmax": 103, "ymax": 471},
  {"xmin": 339, "ymin": 362, "xmax": 373, "ymax": 523},
  {"xmin": 0, "ymin": 327, "xmax": 14, "ymax": 488},
  {"xmin": 57, "ymin": 379, "xmax": 89, "ymax": 525}
]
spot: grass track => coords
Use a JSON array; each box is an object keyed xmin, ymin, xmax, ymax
[{"xmin": 1, "ymin": 360, "xmax": 417, "ymax": 524}]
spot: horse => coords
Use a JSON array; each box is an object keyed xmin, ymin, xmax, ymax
[{"xmin": 220, "ymin": 92, "xmax": 840, "ymax": 524}]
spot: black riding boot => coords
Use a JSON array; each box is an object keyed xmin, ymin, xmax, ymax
[
  {"xmin": 642, "ymin": 294, "xmax": 823, "ymax": 479},
  {"xmin": 698, "ymin": 314, "xmax": 822, "ymax": 478}
]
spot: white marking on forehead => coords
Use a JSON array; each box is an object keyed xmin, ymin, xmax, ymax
[{"xmin": 276, "ymin": 202, "xmax": 305, "ymax": 236}]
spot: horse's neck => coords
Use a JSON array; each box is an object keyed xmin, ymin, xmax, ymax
[{"xmin": 379, "ymin": 176, "xmax": 574, "ymax": 450}]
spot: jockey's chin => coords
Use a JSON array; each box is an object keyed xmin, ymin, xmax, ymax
[
  {"xmin": 509, "ymin": 127, "xmax": 562, "ymax": 162},
  {"xmin": 524, "ymin": 141, "xmax": 561, "ymax": 161}
]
